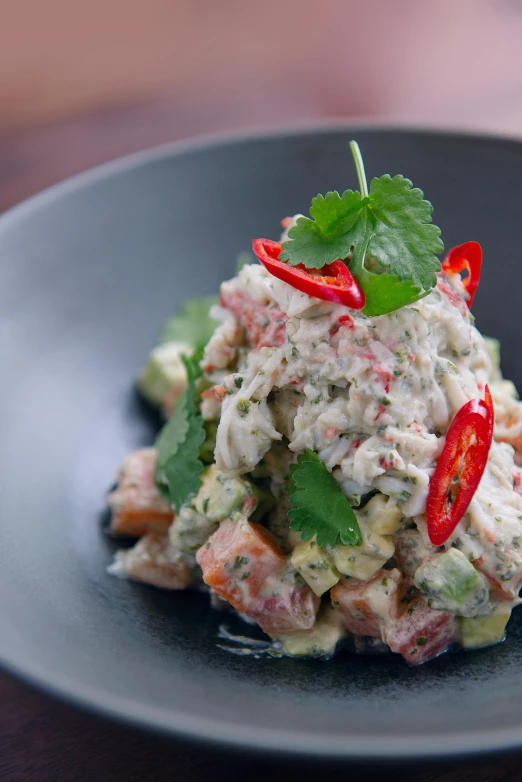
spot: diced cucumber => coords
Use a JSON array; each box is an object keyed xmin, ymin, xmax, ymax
[
  {"xmin": 359, "ymin": 494, "xmax": 402, "ymax": 535},
  {"xmin": 414, "ymin": 548, "xmax": 490, "ymax": 618},
  {"xmin": 137, "ymin": 341, "xmax": 192, "ymax": 406},
  {"xmin": 280, "ymin": 607, "xmax": 345, "ymax": 658},
  {"xmin": 290, "ymin": 540, "xmax": 340, "ymax": 596},
  {"xmin": 459, "ymin": 605, "xmax": 512, "ymax": 649}
]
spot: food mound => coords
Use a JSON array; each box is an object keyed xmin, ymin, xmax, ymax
[{"xmin": 106, "ymin": 143, "xmax": 522, "ymax": 664}]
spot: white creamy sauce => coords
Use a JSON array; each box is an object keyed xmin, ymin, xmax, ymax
[{"xmin": 204, "ymin": 260, "xmax": 522, "ymax": 596}]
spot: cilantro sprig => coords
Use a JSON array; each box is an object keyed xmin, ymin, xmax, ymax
[
  {"xmin": 162, "ymin": 295, "xmax": 218, "ymax": 349},
  {"xmin": 288, "ymin": 450, "xmax": 362, "ymax": 547},
  {"xmin": 280, "ymin": 141, "xmax": 444, "ymax": 316},
  {"xmin": 155, "ymin": 354, "xmax": 206, "ymax": 509}
]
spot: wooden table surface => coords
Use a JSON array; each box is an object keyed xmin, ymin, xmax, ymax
[{"xmin": 1, "ymin": 104, "xmax": 521, "ymax": 781}]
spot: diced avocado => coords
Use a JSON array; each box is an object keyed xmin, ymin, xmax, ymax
[
  {"xmin": 193, "ymin": 465, "xmax": 259, "ymax": 522},
  {"xmin": 359, "ymin": 494, "xmax": 402, "ymax": 535},
  {"xmin": 168, "ymin": 504, "xmax": 217, "ymax": 557},
  {"xmin": 137, "ymin": 341, "xmax": 192, "ymax": 406},
  {"xmin": 414, "ymin": 548, "xmax": 490, "ymax": 618},
  {"xmin": 199, "ymin": 420, "xmax": 217, "ymax": 464},
  {"xmin": 280, "ymin": 607, "xmax": 346, "ymax": 658},
  {"xmin": 290, "ymin": 540, "xmax": 340, "ymax": 596},
  {"xmin": 459, "ymin": 605, "xmax": 512, "ymax": 649},
  {"xmin": 483, "ymin": 336, "xmax": 501, "ymax": 382},
  {"xmin": 329, "ymin": 527, "xmax": 395, "ymax": 581}
]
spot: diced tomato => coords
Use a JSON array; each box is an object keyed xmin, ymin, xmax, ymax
[
  {"xmin": 383, "ymin": 597, "xmax": 458, "ymax": 665},
  {"xmin": 118, "ymin": 533, "xmax": 192, "ymax": 590},
  {"xmin": 108, "ymin": 448, "xmax": 174, "ymax": 537},
  {"xmin": 331, "ymin": 569, "xmax": 403, "ymax": 638},
  {"xmin": 196, "ymin": 519, "xmax": 319, "ymax": 636},
  {"xmin": 220, "ymin": 289, "xmax": 288, "ymax": 351}
]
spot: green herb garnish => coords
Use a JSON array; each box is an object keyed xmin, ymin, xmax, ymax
[
  {"xmin": 280, "ymin": 141, "xmax": 443, "ymax": 316},
  {"xmin": 162, "ymin": 295, "xmax": 218, "ymax": 349},
  {"xmin": 288, "ymin": 450, "xmax": 362, "ymax": 547},
  {"xmin": 155, "ymin": 354, "xmax": 206, "ymax": 509}
]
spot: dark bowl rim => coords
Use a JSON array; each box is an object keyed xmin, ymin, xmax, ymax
[{"xmin": 2, "ymin": 120, "xmax": 522, "ymax": 761}]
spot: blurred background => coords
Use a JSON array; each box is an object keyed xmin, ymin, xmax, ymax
[{"xmin": 0, "ymin": 0, "xmax": 521, "ymax": 210}]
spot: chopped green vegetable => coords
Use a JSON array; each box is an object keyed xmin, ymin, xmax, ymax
[
  {"xmin": 161, "ymin": 295, "xmax": 218, "ymax": 349},
  {"xmin": 280, "ymin": 141, "xmax": 443, "ymax": 316},
  {"xmin": 155, "ymin": 355, "xmax": 206, "ymax": 509},
  {"xmin": 288, "ymin": 450, "xmax": 362, "ymax": 547}
]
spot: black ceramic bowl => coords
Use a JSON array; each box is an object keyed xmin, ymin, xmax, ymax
[{"xmin": 1, "ymin": 126, "xmax": 522, "ymax": 761}]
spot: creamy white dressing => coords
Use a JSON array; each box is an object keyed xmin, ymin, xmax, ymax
[{"xmin": 203, "ymin": 257, "xmax": 522, "ymax": 603}]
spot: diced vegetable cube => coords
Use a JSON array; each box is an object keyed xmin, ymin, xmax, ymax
[
  {"xmin": 331, "ymin": 568, "xmax": 403, "ymax": 638},
  {"xmin": 112, "ymin": 533, "xmax": 192, "ymax": 590},
  {"xmin": 359, "ymin": 494, "xmax": 402, "ymax": 535},
  {"xmin": 196, "ymin": 519, "xmax": 287, "ymax": 615},
  {"xmin": 459, "ymin": 605, "xmax": 512, "ymax": 649},
  {"xmin": 290, "ymin": 540, "xmax": 340, "ymax": 596},
  {"xmin": 329, "ymin": 527, "xmax": 395, "ymax": 581},
  {"xmin": 107, "ymin": 448, "xmax": 174, "ymax": 537},
  {"xmin": 279, "ymin": 606, "xmax": 346, "ymax": 658},
  {"xmin": 168, "ymin": 505, "xmax": 217, "ymax": 557},
  {"xmin": 193, "ymin": 465, "xmax": 257, "ymax": 522},
  {"xmin": 196, "ymin": 519, "xmax": 319, "ymax": 636},
  {"xmin": 248, "ymin": 578, "xmax": 320, "ymax": 637},
  {"xmin": 414, "ymin": 548, "xmax": 490, "ymax": 617},
  {"xmin": 137, "ymin": 341, "xmax": 191, "ymax": 409},
  {"xmin": 383, "ymin": 597, "xmax": 458, "ymax": 665}
]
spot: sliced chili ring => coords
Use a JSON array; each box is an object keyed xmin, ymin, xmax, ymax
[
  {"xmin": 441, "ymin": 241, "xmax": 482, "ymax": 308},
  {"xmin": 252, "ymin": 238, "xmax": 365, "ymax": 310},
  {"xmin": 426, "ymin": 386, "xmax": 494, "ymax": 546}
]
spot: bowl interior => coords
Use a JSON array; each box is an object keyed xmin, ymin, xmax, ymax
[{"xmin": 1, "ymin": 127, "xmax": 522, "ymax": 759}]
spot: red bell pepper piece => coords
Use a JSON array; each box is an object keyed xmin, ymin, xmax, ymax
[
  {"xmin": 252, "ymin": 239, "xmax": 365, "ymax": 310},
  {"xmin": 426, "ymin": 386, "xmax": 494, "ymax": 546},
  {"xmin": 441, "ymin": 241, "xmax": 482, "ymax": 308}
]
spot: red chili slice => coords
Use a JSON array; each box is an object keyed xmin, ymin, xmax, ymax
[
  {"xmin": 441, "ymin": 241, "xmax": 482, "ymax": 308},
  {"xmin": 252, "ymin": 239, "xmax": 365, "ymax": 310},
  {"xmin": 426, "ymin": 386, "xmax": 494, "ymax": 546}
]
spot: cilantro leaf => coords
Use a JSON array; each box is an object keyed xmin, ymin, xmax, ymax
[
  {"xmin": 364, "ymin": 174, "xmax": 443, "ymax": 290},
  {"xmin": 161, "ymin": 295, "xmax": 218, "ymax": 349},
  {"xmin": 279, "ymin": 191, "xmax": 366, "ymax": 268},
  {"xmin": 155, "ymin": 355, "xmax": 206, "ymax": 509},
  {"xmin": 279, "ymin": 142, "xmax": 444, "ymax": 315},
  {"xmin": 288, "ymin": 450, "xmax": 362, "ymax": 548},
  {"xmin": 350, "ymin": 228, "xmax": 429, "ymax": 317}
]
